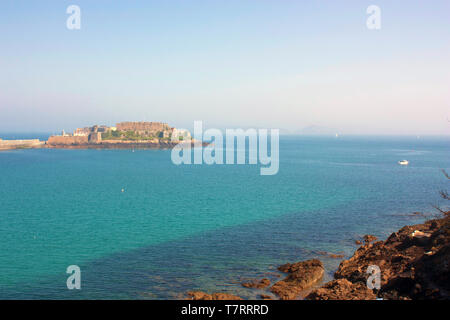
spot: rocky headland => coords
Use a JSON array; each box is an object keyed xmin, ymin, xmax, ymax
[
  {"xmin": 0, "ymin": 121, "xmax": 200, "ymax": 151},
  {"xmin": 186, "ymin": 212, "xmax": 450, "ymax": 300},
  {"xmin": 308, "ymin": 211, "xmax": 450, "ymax": 300}
]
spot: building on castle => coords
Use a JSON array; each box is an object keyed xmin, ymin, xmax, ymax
[
  {"xmin": 73, "ymin": 127, "xmax": 91, "ymax": 136},
  {"xmin": 115, "ymin": 122, "xmax": 173, "ymax": 137},
  {"xmin": 73, "ymin": 125, "xmax": 112, "ymax": 136}
]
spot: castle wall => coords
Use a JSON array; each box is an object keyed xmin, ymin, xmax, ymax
[
  {"xmin": 47, "ymin": 135, "xmax": 89, "ymax": 145},
  {"xmin": 116, "ymin": 122, "xmax": 171, "ymax": 134},
  {"xmin": 88, "ymin": 132, "xmax": 102, "ymax": 143}
]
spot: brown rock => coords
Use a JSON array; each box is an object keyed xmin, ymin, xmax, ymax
[
  {"xmin": 211, "ymin": 293, "xmax": 242, "ymax": 300},
  {"xmin": 186, "ymin": 291, "xmax": 242, "ymax": 300},
  {"xmin": 306, "ymin": 279, "xmax": 376, "ymax": 300},
  {"xmin": 242, "ymin": 278, "xmax": 271, "ymax": 289},
  {"xmin": 333, "ymin": 214, "xmax": 450, "ymax": 300},
  {"xmin": 186, "ymin": 212, "xmax": 450, "ymax": 301},
  {"xmin": 271, "ymin": 259, "xmax": 324, "ymax": 300},
  {"xmin": 316, "ymin": 251, "xmax": 345, "ymax": 259},
  {"xmin": 363, "ymin": 235, "xmax": 378, "ymax": 244},
  {"xmin": 328, "ymin": 253, "xmax": 345, "ymax": 259}
]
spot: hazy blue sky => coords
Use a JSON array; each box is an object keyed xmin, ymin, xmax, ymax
[{"xmin": 1, "ymin": 0, "xmax": 449, "ymax": 134}]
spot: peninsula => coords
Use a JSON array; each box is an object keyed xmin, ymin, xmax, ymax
[{"xmin": 0, "ymin": 122, "xmax": 193, "ymax": 151}]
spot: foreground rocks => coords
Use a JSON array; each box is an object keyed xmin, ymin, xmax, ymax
[
  {"xmin": 184, "ymin": 213, "xmax": 449, "ymax": 300},
  {"xmin": 186, "ymin": 291, "xmax": 242, "ymax": 300},
  {"xmin": 270, "ymin": 259, "xmax": 324, "ymax": 300},
  {"xmin": 307, "ymin": 213, "xmax": 450, "ymax": 300},
  {"xmin": 363, "ymin": 235, "xmax": 378, "ymax": 244},
  {"xmin": 306, "ymin": 279, "xmax": 377, "ymax": 300},
  {"xmin": 315, "ymin": 251, "xmax": 345, "ymax": 259},
  {"xmin": 242, "ymin": 278, "xmax": 271, "ymax": 289},
  {"xmin": 185, "ymin": 260, "xmax": 324, "ymax": 301}
]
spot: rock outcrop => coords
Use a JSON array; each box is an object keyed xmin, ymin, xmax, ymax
[
  {"xmin": 363, "ymin": 234, "xmax": 378, "ymax": 244},
  {"xmin": 183, "ymin": 213, "xmax": 449, "ymax": 300},
  {"xmin": 242, "ymin": 278, "xmax": 271, "ymax": 289},
  {"xmin": 270, "ymin": 259, "xmax": 324, "ymax": 300},
  {"xmin": 307, "ymin": 213, "xmax": 450, "ymax": 300},
  {"xmin": 306, "ymin": 279, "xmax": 377, "ymax": 300},
  {"xmin": 315, "ymin": 251, "xmax": 345, "ymax": 259},
  {"xmin": 186, "ymin": 291, "xmax": 242, "ymax": 300}
]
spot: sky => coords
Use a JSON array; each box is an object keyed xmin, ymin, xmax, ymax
[{"xmin": 0, "ymin": 0, "xmax": 449, "ymax": 135}]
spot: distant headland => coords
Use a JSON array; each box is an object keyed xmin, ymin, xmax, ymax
[{"xmin": 0, "ymin": 122, "xmax": 193, "ymax": 151}]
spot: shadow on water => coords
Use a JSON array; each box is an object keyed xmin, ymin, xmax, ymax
[{"xmin": 0, "ymin": 201, "xmax": 428, "ymax": 300}]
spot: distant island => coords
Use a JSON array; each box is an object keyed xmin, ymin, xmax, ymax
[{"xmin": 0, "ymin": 122, "xmax": 193, "ymax": 150}]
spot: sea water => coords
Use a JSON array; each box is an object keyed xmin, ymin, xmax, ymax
[{"xmin": 0, "ymin": 135, "xmax": 448, "ymax": 299}]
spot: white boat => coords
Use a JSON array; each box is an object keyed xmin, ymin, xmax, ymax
[{"xmin": 398, "ymin": 160, "xmax": 409, "ymax": 165}]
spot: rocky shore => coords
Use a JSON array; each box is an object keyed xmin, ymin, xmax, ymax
[
  {"xmin": 45, "ymin": 140, "xmax": 183, "ymax": 150},
  {"xmin": 0, "ymin": 139, "xmax": 208, "ymax": 151},
  {"xmin": 186, "ymin": 212, "xmax": 450, "ymax": 300},
  {"xmin": 311, "ymin": 211, "xmax": 450, "ymax": 300}
]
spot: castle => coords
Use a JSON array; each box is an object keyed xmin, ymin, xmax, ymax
[
  {"xmin": 1, "ymin": 122, "xmax": 194, "ymax": 150},
  {"xmin": 47, "ymin": 122, "xmax": 176, "ymax": 145}
]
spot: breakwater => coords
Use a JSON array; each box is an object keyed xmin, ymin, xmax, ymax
[{"xmin": 0, "ymin": 138, "xmax": 45, "ymax": 150}]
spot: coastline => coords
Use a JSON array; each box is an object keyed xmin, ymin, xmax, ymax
[
  {"xmin": 0, "ymin": 139, "xmax": 208, "ymax": 151},
  {"xmin": 186, "ymin": 211, "xmax": 450, "ymax": 300},
  {"xmin": 0, "ymin": 121, "xmax": 197, "ymax": 151}
]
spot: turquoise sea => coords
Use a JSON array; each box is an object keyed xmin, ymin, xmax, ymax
[{"xmin": 0, "ymin": 134, "xmax": 449, "ymax": 299}]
